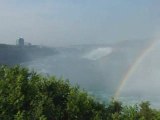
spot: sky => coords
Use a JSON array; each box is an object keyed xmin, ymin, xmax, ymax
[{"xmin": 0, "ymin": 0, "xmax": 160, "ymax": 46}]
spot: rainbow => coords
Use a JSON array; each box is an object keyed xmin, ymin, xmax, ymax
[{"xmin": 114, "ymin": 39, "xmax": 158, "ymax": 99}]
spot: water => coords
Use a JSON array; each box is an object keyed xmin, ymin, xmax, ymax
[
  {"xmin": 24, "ymin": 46, "xmax": 117, "ymax": 93},
  {"xmin": 23, "ymin": 40, "xmax": 160, "ymax": 108}
]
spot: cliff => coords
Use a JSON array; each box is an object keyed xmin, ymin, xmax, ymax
[{"xmin": 0, "ymin": 44, "xmax": 57, "ymax": 65}]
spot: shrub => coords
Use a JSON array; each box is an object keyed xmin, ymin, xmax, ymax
[{"xmin": 0, "ymin": 65, "xmax": 160, "ymax": 120}]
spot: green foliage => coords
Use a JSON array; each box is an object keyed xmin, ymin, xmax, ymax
[
  {"xmin": 120, "ymin": 105, "xmax": 139, "ymax": 120},
  {"xmin": 139, "ymin": 101, "xmax": 157, "ymax": 120},
  {"xmin": 67, "ymin": 87, "xmax": 108, "ymax": 120},
  {"xmin": 0, "ymin": 65, "xmax": 160, "ymax": 120},
  {"xmin": 0, "ymin": 66, "xmax": 108, "ymax": 120}
]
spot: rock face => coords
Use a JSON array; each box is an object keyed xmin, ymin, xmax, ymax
[{"xmin": 0, "ymin": 44, "xmax": 57, "ymax": 65}]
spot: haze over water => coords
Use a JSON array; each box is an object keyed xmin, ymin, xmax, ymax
[{"xmin": 23, "ymin": 39, "xmax": 160, "ymax": 108}]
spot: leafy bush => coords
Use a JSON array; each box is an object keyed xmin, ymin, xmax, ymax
[
  {"xmin": 0, "ymin": 66, "xmax": 107, "ymax": 120},
  {"xmin": 0, "ymin": 65, "xmax": 160, "ymax": 120}
]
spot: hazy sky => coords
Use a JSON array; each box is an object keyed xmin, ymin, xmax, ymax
[{"xmin": 0, "ymin": 0, "xmax": 160, "ymax": 46}]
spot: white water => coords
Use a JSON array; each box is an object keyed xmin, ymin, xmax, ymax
[{"xmin": 83, "ymin": 47, "xmax": 113, "ymax": 60}]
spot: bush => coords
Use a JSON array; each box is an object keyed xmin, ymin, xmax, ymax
[
  {"xmin": 0, "ymin": 65, "xmax": 160, "ymax": 120},
  {"xmin": 0, "ymin": 66, "xmax": 107, "ymax": 120}
]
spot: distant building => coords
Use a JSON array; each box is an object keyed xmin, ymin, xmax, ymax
[
  {"xmin": 16, "ymin": 37, "xmax": 24, "ymax": 46},
  {"xmin": 24, "ymin": 42, "xmax": 32, "ymax": 46}
]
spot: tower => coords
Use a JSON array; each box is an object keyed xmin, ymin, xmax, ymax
[{"xmin": 16, "ymin": 37, "xmax": 24, "ymax": 46}]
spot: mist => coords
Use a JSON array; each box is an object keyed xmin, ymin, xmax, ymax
[
  {"xmin": 21, "ymin": 38, "xmax": 160, "ymax": 107},
  {"xmin": 1, "ymin": 0, "xmax": 160, "ymax": 107}
]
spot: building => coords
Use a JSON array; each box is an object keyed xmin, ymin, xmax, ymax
[
  {"xmin": 16, "ymin": 37, "xmax": 24, "ymax": 46},
  {"xmin": 24, "ymin": 42, "xmax": 32, "ymax": 46}
]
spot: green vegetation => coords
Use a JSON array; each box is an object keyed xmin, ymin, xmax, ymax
[{"xmin": 0, "ymin": 66, "xmax": 160, "ymax": 120}]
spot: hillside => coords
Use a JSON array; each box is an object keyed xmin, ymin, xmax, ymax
[{"xmin": 0, "ymin": 44, "xmax": 57, "ymax": 65}]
